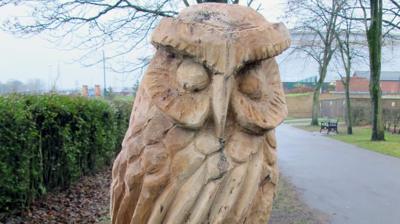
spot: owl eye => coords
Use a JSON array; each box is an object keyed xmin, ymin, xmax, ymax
[
  {"xmin": 238, "ymin": 70, "xmax": 262, "ymax": 100},
  {"xmin": 176, "ymin": 59, "xmax": 210, "ymax": 92}
]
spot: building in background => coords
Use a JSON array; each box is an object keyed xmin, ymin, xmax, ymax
[
  {"xmin": 335, "ymin": 71, "xmax": 400, "ymax": 94},
  {"xmin": 277, "ymin": 31, "xmax": 400, "ymax": 83},
  {"xmin": 94, "ymin": 85, "xmax": 101, "ymax": 97},
  {"xmin": 283, "ymin": 75, "xmax": 333, "ymax": 94}
]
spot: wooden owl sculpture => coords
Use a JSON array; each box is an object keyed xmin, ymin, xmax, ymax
[{"xmin": 110, "ymin": 3, "xmax": 290, "ymax": 224}]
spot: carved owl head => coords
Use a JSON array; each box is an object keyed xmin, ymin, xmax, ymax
[{"xmin": 143, "ymin": 3, "xmax": 290, "ymax": 139}]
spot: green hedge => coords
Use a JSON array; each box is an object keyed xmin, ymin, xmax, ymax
[{"xmin": 0, "ymin": 95, "xmax": 132, "ymax": 213}]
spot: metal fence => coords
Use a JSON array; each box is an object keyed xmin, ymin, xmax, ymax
[{"xmin": 320, "ymin": 97, "xmax": 400, "ymax": 125}]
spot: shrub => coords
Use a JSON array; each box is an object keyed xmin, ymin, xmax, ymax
[
  {"xmin": 351, "ymin": 105, "xmax": 371, "ymax": 126},
  {"xmin": 109, "ymin": 99, "xmax": 133, "ymax": 148},
  {"xmin": 0, "ymin": 94, "xmax": 132, "ymax": 213}
]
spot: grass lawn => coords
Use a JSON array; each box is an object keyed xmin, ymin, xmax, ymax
[
  {"xmin": 110, "ymin": 95, "xmax": 135, "ymax": 101},
  {"xmin": 331, "ymin": 127, "xmax": 400, "ymax": 158},
  {"xmin": 286, "ymin": 93, "xmax": 312, "ymax": 97},
  {"xmin": 295, "ymin": 124, "xmax": 400, "ymax": 159}
]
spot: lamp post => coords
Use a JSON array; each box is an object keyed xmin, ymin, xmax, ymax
[{"xmin": 103, "ymin": 50, "xmax": 107, "ymax": 96}]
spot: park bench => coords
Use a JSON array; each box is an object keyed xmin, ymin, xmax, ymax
[{"xmin": 320, "ymin": 119, "xmax": 339, "ymax": 134}]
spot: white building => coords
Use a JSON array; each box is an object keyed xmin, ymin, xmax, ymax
[{"xmin": 276, "ymin": 31, "xmax": 400, "ymax": 82}]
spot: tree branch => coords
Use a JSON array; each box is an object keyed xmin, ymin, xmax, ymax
[
  {"xmin": 183, "ymin": 0, "xmax": 190, "ymax": 7},
  {"xmin": 389, "ymin": 0, "xmax": 400, "ymax": 10},
  {"xmin": 247, "ymin": 0, "xmax": 254, "ymax": 7}
]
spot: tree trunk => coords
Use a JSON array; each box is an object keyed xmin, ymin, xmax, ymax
[
  {"xmin": 344, "ymin": 78, "xmax": 353, "ymax": 135},
  {"xmin": 367, "ymin": 0, "xmax": 385, "ymax": 141},
  {"xmin": 311, "ymin": 88, "xmax": 321, "ymax": 126},
  {"xmin": 311, "ymin": 64, "xmax": 328, "ymax": 126}
]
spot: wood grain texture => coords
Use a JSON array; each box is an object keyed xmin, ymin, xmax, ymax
[{"xmin": 111, "ymin": 3, "xmax": 289, "ymax": 224}]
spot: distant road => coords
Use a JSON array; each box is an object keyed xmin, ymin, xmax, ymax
[{"xmin": 276, "ymin": 124, "xmax": 400, "ymax": 224}]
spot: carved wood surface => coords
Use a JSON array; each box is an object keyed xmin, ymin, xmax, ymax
[{"xmin": 111, "ymin": 3, "xmax": 290, "ymax": 224}]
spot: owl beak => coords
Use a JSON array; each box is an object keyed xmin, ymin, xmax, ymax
[{"xmin": 212, "ymin": 74, "xmax": 233, "ymax": 140}]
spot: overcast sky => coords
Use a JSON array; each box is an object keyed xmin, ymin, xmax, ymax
[{"xmin": 0, "ymin": 1, "xmax": 287, "ymax": 90}]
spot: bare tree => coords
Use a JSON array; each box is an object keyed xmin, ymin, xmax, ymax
[
  {"xmin": 26, "ymin": 79, "xmax": 46, "ymax": 93},
  {"xmin": 334, "ymin": 1, "xmax": 366, "ymax": 135},
  {"xmin": 4, "ymin": 80, "xmax": 24, "ymax": 93},
  {"xmin": 358, "ymin": 0, "xmax": 386, "ymax": 140},
  {"xmin": 3, "ymin": 0, "xmax": 181, "ymax": 73},
  {"xmin": 285, "ymin": 0, "xmax": 342, "ymax": 126},
  {"xmin": 0, "ymin": 79, "xmax": 46, "ymax": 94},
  {"xmin": 0, "ymin": 0, "xmax": 243, "ymax": 74},
  {"xmin": 333, "ymin": 0, "xmax": 399, "ymax": 35},
  {"xmin": 338, "ymin": 0, "xmax": 399, "ymax": 140},
  {"xmin": 384, "ymin": 0, "xmax": 400, "ymax": 34},
  {"xmin": 326, "ymin": 0, "xmax": 399, "ymax": 140}
]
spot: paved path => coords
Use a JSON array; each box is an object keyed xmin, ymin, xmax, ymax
[{"xmin": 276, "ymin": 124, "xmax": 400, "ymax": 224}]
